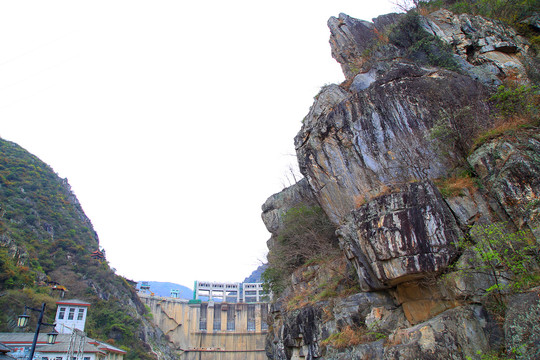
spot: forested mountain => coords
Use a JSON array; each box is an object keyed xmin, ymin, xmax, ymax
[{"xmin": 0, "ymin": 138, "xmax": 175, "ymax": 359}]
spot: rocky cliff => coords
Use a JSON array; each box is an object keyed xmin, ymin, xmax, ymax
[{"xmin": 262, "ymin": 5, "xmax": 539, "ymax": 360}]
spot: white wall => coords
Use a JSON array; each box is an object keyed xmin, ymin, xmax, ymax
[{"xmin": 54, "ymin": 305, "xmax": 88, "ymax": 334}]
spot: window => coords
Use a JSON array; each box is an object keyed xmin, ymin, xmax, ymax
[
  {"xmin": 213, "ymin": 304, "xmax": 221, "ymax": 331},
  {"xmin": 247, "ymin": 305, "xmax": 256, "ymax": 331},
  {"xmin": 55, "ymin": 357, "xmax": 63, "ymax": 360},
  {"xmin": 68, "ymin": 308, "xmax": 75, "ymax": 320},
  {"xmin": 77, "ymin": 308, "xmax": 84, "ymax": 321},
  {"xmin": 227, "ymin": 305, "xmax": 235, "ymax": 331},
  {"xmin": 42, "ymin": 357, "xmax": 49, "ymax": 360},
  {"xmin": 199, "ymin": 304, "xmax": 207, "ymax": 331},
  {"xmin": 83, "ymin": 357, "xmax": 90, "ymax": 360},
  {"xmin": 58, "ymin": 307, "xmax": 66, "ymax": 320}
]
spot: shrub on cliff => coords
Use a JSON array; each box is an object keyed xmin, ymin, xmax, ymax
[
  {"xmin": 421, "ymin": 0, "xmax": 539, "ymax": 27},
  {"xmin": 470, "ymin": 84, "xmax": 539, "ymax": 150},
  {"xmin": 490, "ymin": 84, "xmax": 540, "ymax": 122},
  {"xmin": 453, "ymin": 223, "xmax": 540, "ymax": 304},
  {"xmin": 262, "ymin": 205, "xmax": 339, "ymax": 295},
  {"xmin": 388, "ymin": 11, "xmax": 460, "ymax": 71}
]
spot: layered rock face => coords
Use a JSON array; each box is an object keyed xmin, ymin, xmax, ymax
[
  {"xmin": 295, "ymin": 66, "xmax": 492, "ymax": 224},
  {"xmin": 338, "ymin": 181, "xmax": 461, "ymax": 291},
  {"xmin": 263, "ymin": 8, "xmax": 539, "ymax": 360}
]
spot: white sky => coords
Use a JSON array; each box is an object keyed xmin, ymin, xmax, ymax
[{"xmin": 0, "ymin": 0, "xmax": 398, "ymax": 289}]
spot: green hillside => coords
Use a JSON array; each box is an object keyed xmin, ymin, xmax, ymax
[{"xmin": 0, "ymin": 138, "xmax": 160, "ymax": 359}]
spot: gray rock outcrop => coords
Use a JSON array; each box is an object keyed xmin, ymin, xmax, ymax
[
  {"xmin": 504, "ymin": 288, "xmax": 540, "ymax": 359},
  {"xmin": 295, "ymin": 62, "xmax": 493, "ymax": 225},
  {"xmin": 468, "ymin": 130, "xmax": 540, "ymax": 240},
  {"xmin": 385, "ymin": 305, "xmax": 502, "ymax": 359},
  {"xmin": 423, "ymin": 9, "xmax": 531, "ymax": 85}
]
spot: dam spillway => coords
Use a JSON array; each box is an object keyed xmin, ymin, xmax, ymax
[{"xmin": 140, "ymin": 294, "xmax": 269, "ymax": 360}]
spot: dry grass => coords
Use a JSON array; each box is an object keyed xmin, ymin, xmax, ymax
[
  {"xmin": 321, "ymin": 305, "xmax": 335, "ymax": 323},
  {"xmin": 435, "ymin": 174, "xmax": 476, "ymax": 198},
  {"xmin": 321, "ymin": 325, "xmax": 381, "ymax": 349},
  {"xmin": 373, "ymin": 28, "xmax": 389, "ymax": 45},
  {"xmin": 471, "ymin": 82, "xmax": 540, "ymax": 151},
  {"xmin": 284, "ymin": 256, "xmax": 360, "ymax": 312},
  {"xmin": 354, "ymin": 194, "xmax": 368, "ymax": 208},
  {"xmin": 417, "ymin": 5, "xmax": 431, "ymax": 16},
  {"xmin": 354, "ymin": 185, "xmax": 394, "ymax": 209},
  {"xmin": 340, "ymin": 77, "xmax": 355, "ymax": 91},
  {"xmin": 286, "ymin": 289, "xmax": 312, "ymax": 310},
  {"xmin": 471, "ymin": 117, "xmax": 531, "ymax": 151}
]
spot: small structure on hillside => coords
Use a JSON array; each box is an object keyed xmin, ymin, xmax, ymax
[
  {"xmin": 48, "ymin": 282, "xmax": 68, "ymax": 299},
  {"xmin": 54, "ymin": 299, "xmax": 90, "ymax": 334},
  {"xmin": 139, "ymin": 281, "xmax": 151, "ymax": 294},
  {"xmin": 123, "ymin": 278, "xmax": 138, "ymax": 289},
  {"xmin": 90, "ymin": 249, "xmax": 104, "ymax": 261}
]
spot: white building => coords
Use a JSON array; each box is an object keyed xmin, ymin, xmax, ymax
[
  {"xmin": 194, "ymin": 281, "xmax": 270, "ymax": 303},
  {"xmin": 195, "ymin": 281, "xmax": 241, "ymax": 302},
  {"xmin": 242, "ymin": 283, "xmax": 268, "ymax": 303},
  {"xmin": 0, "ymin": 333, "xmax": 126, "ymax": 360},
  {"xmin": 0, "ymin": 299, "xmax": 125, "ymax": 360},
  {"xmin": 54, "ymin": 300, "xmax": 90, "ymax": 334}
]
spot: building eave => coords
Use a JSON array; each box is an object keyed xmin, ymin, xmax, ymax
[{"xmin": 55, "ymin": 299, "xmax": 91, "ymax": 307}]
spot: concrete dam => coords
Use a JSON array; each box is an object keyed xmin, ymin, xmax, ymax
[{"xmin": 140, "ymin": 282, "xmax": 270, "ymax": 360}]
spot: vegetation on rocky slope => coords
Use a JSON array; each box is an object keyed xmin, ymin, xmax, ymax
[
  {"xmin": 388, "ymin": 11, "xmax": 461, "ymax": 71},
  {"xmin": 420, "ymin": 0, "xmax": 540, "ymax": 44},
  {"xmin": 262, "ymin": 205, "xmax": 340, "ymax": 296},
  {"xmin": 0, "ymin": 138, "xmax": 163, "ymax": 359}
]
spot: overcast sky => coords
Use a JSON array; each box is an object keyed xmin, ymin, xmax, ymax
[{"xmin": 0, "ymin": 1, "xmax": 398, "ymax": 290}]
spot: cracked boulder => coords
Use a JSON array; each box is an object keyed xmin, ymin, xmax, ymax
[{"xmin": 337, "ymin": 181, "xmax": 461, "ymax": 291}]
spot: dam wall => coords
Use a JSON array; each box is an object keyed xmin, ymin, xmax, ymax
[{"xmin": 140, "ymin": 294, "xmax": 268, "ymax": 360}]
